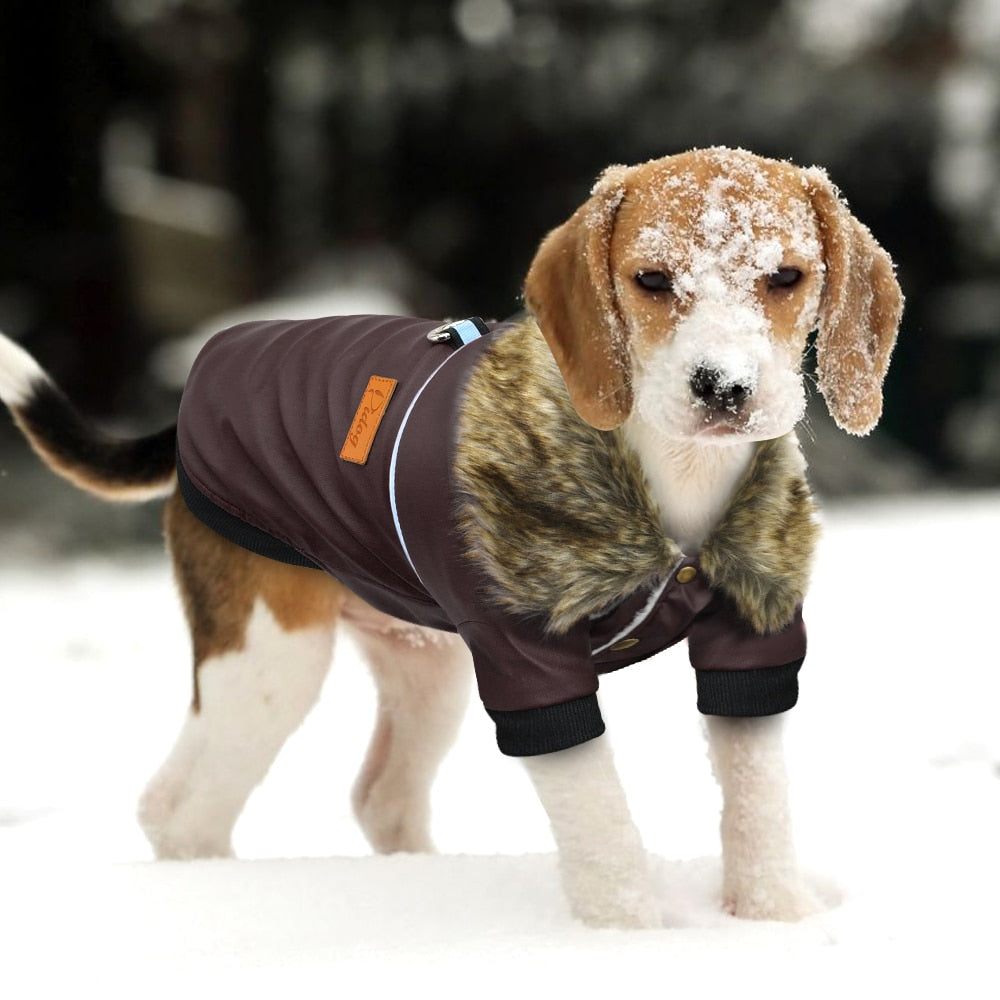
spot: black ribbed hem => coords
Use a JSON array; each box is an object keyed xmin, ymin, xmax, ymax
[
  {"xmin": 176, "ymin": 456, "xmax": 322, "ymax": 570},
  {"xmin": 696, "ymin": 659, "xmax": 803, "ymax": 717},
  {"xmin": 487, "ymin": 694, "xmax": 605, "ymax": 757}
]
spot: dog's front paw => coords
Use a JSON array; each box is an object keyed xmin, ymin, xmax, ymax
[
  {"xmin": 558, "ymin": 851, "xmax": 663, "ymax": 929},
  {"xmin": 572, "ymin": 893, "xmax": 662, "ymax": 930},
  {"xmin": 723, "ymin": 876, "xmax": 820, "ymax": 922}
]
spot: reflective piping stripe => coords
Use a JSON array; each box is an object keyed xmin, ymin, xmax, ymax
[
  {"xmin": 388, "ymin": 330, "xmax": 485, "ymax": 585},
  {"xmin": 591, "ymin": 557, "xmax": 687, "ymax": 655}
]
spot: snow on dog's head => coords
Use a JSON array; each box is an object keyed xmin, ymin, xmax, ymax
[{"xmin": 524, "ymin": 147, "xmax": 902, "ymax": 437}]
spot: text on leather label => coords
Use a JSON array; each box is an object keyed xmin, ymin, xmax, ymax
[{"xmin": 340, "ymin": 375, "xmax": 398, "ymax": 465}]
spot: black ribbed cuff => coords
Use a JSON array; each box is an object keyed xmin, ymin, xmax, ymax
[
  {"xmin": 487, "ymin": 694, "xmax": 605, "ymax": 757},
  {"xmin": 695, "ymin": 659, "xmax": 803, "ymax": 717}
]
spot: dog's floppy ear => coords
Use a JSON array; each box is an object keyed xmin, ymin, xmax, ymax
[
  {"xmin": 805, "ymin": 168, "xmax": 904, "ymax": 436},
  {"xmin": 524, "ymin": 165, "xmax": 633, "ymax": 430}
]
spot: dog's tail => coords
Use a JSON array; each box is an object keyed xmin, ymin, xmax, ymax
[{"xmin": 0, "ymin": 332, "xmax": 177, "ymax": 502}]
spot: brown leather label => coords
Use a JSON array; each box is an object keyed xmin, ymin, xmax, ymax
[{"xmin": 340, "ymin": 375, "xmax": 398, "ymax": 465}]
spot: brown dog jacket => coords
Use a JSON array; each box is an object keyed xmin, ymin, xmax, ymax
[{"xmin": 176, "ymin": 314, "xmax": 811, "ymax": 756}]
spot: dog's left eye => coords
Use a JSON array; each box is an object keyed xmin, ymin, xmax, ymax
[
  {"xmin": 636, "ymin": 270, "xmax": 672, "ymax": 293},
  {"xmin": 767, "ymin": 267, "xmax": 803, "ymax": 289}
]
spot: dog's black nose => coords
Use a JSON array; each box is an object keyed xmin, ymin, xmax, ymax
[{"xmin": 690, "ymin": 366, "xmax": 751, "ymax": 413}]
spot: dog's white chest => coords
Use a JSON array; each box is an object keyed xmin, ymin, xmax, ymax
[{"xmin": 624, "ymin": 422, "xmax": 754, "ymax": 552}]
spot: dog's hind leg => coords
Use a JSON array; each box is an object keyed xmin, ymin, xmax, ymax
[
  {"xmin": 524, "ymin": 736, "xmax": 661, "ymax": 928},
  {"xmin": 705, "ymin": 714, "xmax": 819, "ymax": 921},
  {"xmin": 342, "ymin": 597, "xmax": 471, "ymax": 854},
  {"xmin": 139, "ymin": 493, "xmax": 343, "ymax": 859}
]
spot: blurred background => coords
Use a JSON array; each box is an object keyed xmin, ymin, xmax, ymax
[{"xmin": 1, "ymin": 0, "xmax": 999, "ymax": 553}]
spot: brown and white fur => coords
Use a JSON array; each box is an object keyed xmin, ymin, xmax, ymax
[{"xmin": 0, "ymin": 148, "xmax": 902, "ymax": 929}]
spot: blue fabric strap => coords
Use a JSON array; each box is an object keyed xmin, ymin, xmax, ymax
[
  {"xmin": 426, "ymin": 317, "xmax": 490, "ymax": 349},
  {"xmin": 450, "ymin": 318, "xmax": 486, "ymax": 345}
]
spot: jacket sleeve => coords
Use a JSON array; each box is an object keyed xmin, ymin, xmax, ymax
[
  {"xmin": 457, "ymin": 617, "xmax": 605, "ymax": 756},
  {"xmin": 687, "ymin": 597, "xmax": 806, "ymax": 717}
]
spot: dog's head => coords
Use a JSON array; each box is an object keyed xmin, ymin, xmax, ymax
[{"xmin": 524, "ymin": 147, "xmax": 903, "ymax": 439}]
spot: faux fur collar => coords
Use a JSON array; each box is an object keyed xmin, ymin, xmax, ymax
[{"xmin": 455, "ymin": 320, "xmax": 819, "ymax": 636}]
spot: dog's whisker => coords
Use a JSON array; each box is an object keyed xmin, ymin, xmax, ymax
[{"xmin": 798, "ymin": 414, "xmax": 817, "ymax": 445}]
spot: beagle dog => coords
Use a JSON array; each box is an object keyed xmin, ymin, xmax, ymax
[{"xmin": 0, "ymin": 148, "xmax": 902, "ymax": 928}]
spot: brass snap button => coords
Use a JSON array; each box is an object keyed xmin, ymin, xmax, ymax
[
  {"xmin": 609, "ymin": 637, "xmax": 640, "ymax": 652},
  {"xmin": 676, "ymin": 565, "xmax": 698, "ymax": 584}
]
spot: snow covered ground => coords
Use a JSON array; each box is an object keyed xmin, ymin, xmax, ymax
[{"xmin": 0, "ymin": 492, "xmax": 997, "ymax": 997}]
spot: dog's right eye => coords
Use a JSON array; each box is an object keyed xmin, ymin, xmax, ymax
[
  {"xmin": 635, "ymin": 270, "xmax": 672, "ymax": 293},
  {"xmin": 767, "ymin": 267, "xmax": 803, "ymax": 289}
]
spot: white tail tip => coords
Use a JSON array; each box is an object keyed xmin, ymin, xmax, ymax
[{"xmin": 0, "ymin": 332, "xmax": 48, "ymax": 409}]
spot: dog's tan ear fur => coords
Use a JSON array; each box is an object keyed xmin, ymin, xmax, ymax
[
  {"xmin": 805, "ymin": 168, "xmax": 904, "ymax": 436},
  {"xmin": 524, "ymin": 165, "xmax": 633, "ymax": 430}
]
